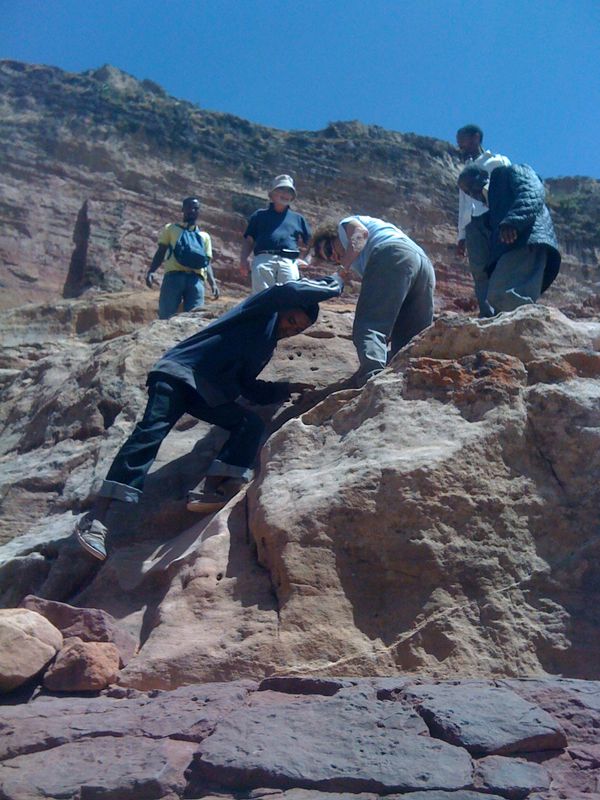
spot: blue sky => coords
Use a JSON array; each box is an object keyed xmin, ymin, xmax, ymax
[{"xmin": 2, "ymin": 0, "xmax": 599, "ymax": 178}]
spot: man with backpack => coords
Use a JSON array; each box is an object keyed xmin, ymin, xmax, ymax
[{"xmin": 146, "ymin": 196, "xmax": 219, "ymax": 319}]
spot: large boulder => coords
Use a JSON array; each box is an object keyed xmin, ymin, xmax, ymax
[
  {"xmin": 22, "ymin": 595, "xmax": 137, "ymax": 666},
  {"xmin": 43, "ymin": 637, "xmax": 120, "ymax": 691},
  {"xmin": 246, "ymin": 306, "xmax": 600, "ymax": 680},
  {"xmin": 0, "ymin": 608, "xmax": 62, "ymax": 692}
]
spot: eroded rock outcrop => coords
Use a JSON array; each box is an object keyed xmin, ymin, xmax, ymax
[
  {"xmin": 0, "ymin": 288, "xmax": 599, "ymax": 798},
  {"xmin": 248, "ymin": 306, "xmax": 600, "ymax": 681},
  {"xmin": 0, "ymin": 292, "xmax": 354, "ymax": 546},
  {"xmin": 1, "ymin": 297, "xmax": 598, "ymax": 692},
  {"xmin": 1, "ymin": 59, "xmax": 598, "ymax": 314}
]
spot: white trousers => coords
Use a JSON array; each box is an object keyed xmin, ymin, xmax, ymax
[{"xmin": 251, "ymin": 253, "xmax": 300, "ymax": 294}]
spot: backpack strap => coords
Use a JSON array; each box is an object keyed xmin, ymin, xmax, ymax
[{"xmin": 167, "ymin": 223, "xmax": 192, "ymax": 258}]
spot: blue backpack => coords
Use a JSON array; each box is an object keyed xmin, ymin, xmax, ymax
[{"xmin": 173, "ymin": 226, "xmax": 209, "ymax": 271}]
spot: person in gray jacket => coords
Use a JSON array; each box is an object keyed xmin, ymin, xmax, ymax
[{"xmin": 458, "ymin": 163, "xmax": 561, "ymax": 313}]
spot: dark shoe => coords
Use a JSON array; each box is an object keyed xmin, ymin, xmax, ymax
[
  {"xmin": 187, "ymin": 478, "xmax": 244, "ymax": 513},
  {"xmin": 349, "ymin": 368, "xmax": 382, "ymax": 389},
  {"xmin": 76, "ymin": 517, "xmax": 108, "ymax": 561}
]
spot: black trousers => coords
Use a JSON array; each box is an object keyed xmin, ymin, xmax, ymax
[{"xmin": 101, "ymin": 375, "xmax": 264, "ymax": 502}]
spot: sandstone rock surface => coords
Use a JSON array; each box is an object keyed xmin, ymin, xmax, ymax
[
  {"xmin": 22, "ymin": 594, "xmax": 137, "ymax": 665},
  {"xmin": 1, "ymin": 303, "xmax": 599, "ymax": 689},
  {"xmin": 247, "ymin": 305, "xmax": 600, "ymax": 682},
  {"xmin": 43, "ymin": 637, "xmax": 120, "ymax": 691},
  {"xmin": 195, "ymin": 695, "xmax": 472, "ymax": 793},
  {"xmin": 0, "ymin": 286, "xmax": 599, "ymax": 797},
  {"xmin": 0, "ymin": 608, "xmax": 62, "ymax": 692},
  {"xmin": 1, "ymin": 59, "xmax": 597, "ymax": 317},
  {"xmin": 405, "ymin": 683, "xmax": 566, "ymax": 755},
  {"xmin": 0, "ymin": 736, "xmax": 197, "ymax": 800},
  {"xmin": 0, "ymin": 61, "xmax": 468, "ymax": 311},
  {"xmin": 475, "ymin": 755, "xmax": 551, "ymax": 799},
  {"xmin": 0, "ymin": 297, "xmax": 355, "ymax": 545},
  {"xmin": 1, "ymin": 57, "xmax": 600, "ymax": 800},
  {"xmin": 0, "ymin": 681, "xmax": 256, "ymax": 762}
]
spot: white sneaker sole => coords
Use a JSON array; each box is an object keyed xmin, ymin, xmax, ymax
[{"xmin": 76, "ymin": 529, "xmax": 107, "ymax": 561}]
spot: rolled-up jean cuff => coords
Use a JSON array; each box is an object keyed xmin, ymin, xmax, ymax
[
  {"xmin": 99, "ymin": 480, "xmax": 142, "ymax": 504},
  {"xmin": 207, "ymin": 460, "xmax": 254, "ymax": 482}
]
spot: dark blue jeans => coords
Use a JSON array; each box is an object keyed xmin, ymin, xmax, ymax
[
  {"xmin": 158, "ymin": 271, "xmax": 205, "ymax": 319},
  {"xmin": 100, "ymin": 375, "xmax": 264, "ymax": 503}
]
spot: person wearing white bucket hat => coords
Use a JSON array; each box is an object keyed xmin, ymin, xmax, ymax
[{"xmin": 240, "ymin": 175, "xmax": 312, "ymax": 294}]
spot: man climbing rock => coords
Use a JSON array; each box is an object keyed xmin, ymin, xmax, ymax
[
  {"xmin": 76, "ymin": 276, "xmax": 343, "ymax": 561},
  {"xmin": 458, "ymin": 163, "xmax": 561, "ymax": 313}
]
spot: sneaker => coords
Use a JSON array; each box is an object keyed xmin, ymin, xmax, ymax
[
  {"xmin": 187, "ymin": 478, "xmax": 244, "ymax": 513},
  {"xmin": 76, "ymin": 518, "xmax": 108, "ymax": 561}
]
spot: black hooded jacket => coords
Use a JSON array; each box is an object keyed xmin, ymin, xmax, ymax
[{"xmin": 150, "ymin": 276, "xmax": 343, "ymax": 407}]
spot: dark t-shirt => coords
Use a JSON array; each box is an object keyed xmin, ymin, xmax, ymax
[{"xmin": 244, "ymin": 204, "xmax": 312, "ymax": 254}]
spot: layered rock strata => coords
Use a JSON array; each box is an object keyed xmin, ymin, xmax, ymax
[{"xmin": 1, "ymin": 59, "xmax": 598, "ymax": 313}]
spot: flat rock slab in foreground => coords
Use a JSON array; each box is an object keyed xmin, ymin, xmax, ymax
[
  {"xmin": 0, "ymin": 735, "xmax": 197, "ymax": 800},
  {"xmin": 236, "ymin": 792, "xmax": 506, "ymax": 800},
  {"xmin": 196, "ymin": 695, "xmax": 472, "ymax": 793},
  {"xmin": 406, "ymin": 683, "xmax": 566, "ymax": 755},
  {"xmin": 1, "ymin": 676, "xmax": 598, "ymax": 799}
]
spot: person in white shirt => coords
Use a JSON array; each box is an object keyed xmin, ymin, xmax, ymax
[{"xmin": 456, "ymin": 125, "xmax": 510, "ymax": 317}]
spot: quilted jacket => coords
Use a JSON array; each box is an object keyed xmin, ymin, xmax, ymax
[{"xmin": 487, "ymin": 164, "xmax": 561, "ymax": 292}]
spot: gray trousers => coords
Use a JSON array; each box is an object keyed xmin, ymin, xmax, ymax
[
  {"xmin": 353, "ymin": 239, "xmax": 435, "ymax": 375},
  {"xmin": 465, "ymin": 215, "xmax": 494, "ymax": 317},
  {"xmin": 487, "ymin": 245, "xmax": 547, "ymax": 312}
]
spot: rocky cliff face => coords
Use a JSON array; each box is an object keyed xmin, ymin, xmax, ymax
[
  {"xmin": 1, "ymin": 293, "xmax": 599, "ymax": 685},
  {"xmin": 1, "ymin": 293, "xmax": 599, "ymax": 798},
  {"xmin": 1, "ymin": 60, "xmax": 598, "ymax": 313},
  {"xmin": 1, "ymin": 61, "xmax": 600, "ymax": 800}
]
